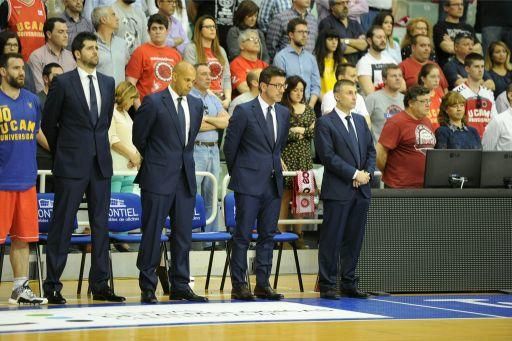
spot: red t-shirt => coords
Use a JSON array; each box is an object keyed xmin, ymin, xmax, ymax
[
  {"xmin": 379, "ymin": 111, "xmax": 436, "ymax": 188},
  {"xmin": 230, "ymin": 55, "xmax": 268, "ymax": 90},
  {"xmin": 7, "ymin": 0, "xmax": 46, "ymax": 61},
  {"xmin": 204, "ymin": 47, "xmax": 225, "ymax": 93},
  {"xmin": 125, "ymin": 43, "xmax": 182, "ymax": 99},
  {"xmin": 399, "ymin": 58, "xmax": 449, "ymax": 91},
  {"xmin": 426, "ymin": 87, "xmax": 443, "ymax": 131}
]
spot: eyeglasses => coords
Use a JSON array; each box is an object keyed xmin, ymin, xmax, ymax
[
  {"xmin": 415, "ymin": 98, "xmax": 432, "ymax": 105},
  {"xmin": 201, "ymin": 25, "xmax": 216, "ymax": 30},
  {"xmin": 448, "ymin": 3, "xmax": 464, "ymax": 7},
  {"xmin": 476, "ymin": 96, "xmax": 483, "ymax": 109},
  {"xmin": 244, "ymin": 37, "xmax": 260, "ymax": 43},
  {"xmin": 203, "ymin": 105, "xmax": 209, "ymax": 116},
  {"xmin": 294, "ymin": 30, "xmax": 309, "ymax": 35},
  {"xmin": 5, "ymin": 43, "xmax": 19, "ymax": 48},
  {"xmin": 267, "ymin": 83, "xmax": 287, "ymax": 90}
]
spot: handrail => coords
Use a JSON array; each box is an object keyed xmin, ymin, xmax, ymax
[{"xmin": 37, "ymin": 170, "xmax": 218, "ymax": 226}]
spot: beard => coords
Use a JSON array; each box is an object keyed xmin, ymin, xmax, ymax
[{"xmin": 7, "ymin": 75, "xmax": 24, "ymax": 89}]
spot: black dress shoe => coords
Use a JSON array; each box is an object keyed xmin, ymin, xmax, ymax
[
  {"xmin": 92, "ymin": 288, "xmax": 126, "ymax": 302},
  {"xmin": 253, "ymin": 285, "xmax": 284, "ymax": 300},
  {"xmin": 141, "ymin": 290, "xmax": 158, "ymax": 304},
  {"xmin": 45, "ymin": 291, "xmax": 66, "ymax": 304},
  {"xmin": 340, "ymin": 288, "xmax": 370, "ymax": 299},
  {"xmin": 169, "ymin": 287, "xmax": 208, "ymax": 302},
  {"xmin": 231, "ymin": 286, "xmax": 255, "ymax": 301},
  {"xmin": 320, "ymin": 289, "xmax": 339, "ymax": 300}
]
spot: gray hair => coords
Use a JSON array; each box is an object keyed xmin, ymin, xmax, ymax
[
  {"xmin": 238, "ymin": 29, "xmax": 259, "ymax": 47},
  {"xmin": 91, "ymin": 6, "xmax": 111, "ymax": 31}
]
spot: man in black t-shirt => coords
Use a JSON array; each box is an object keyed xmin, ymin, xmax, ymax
[{"xmin": 433, "ymin": 0, "xmax": 482, "ymax": 68}]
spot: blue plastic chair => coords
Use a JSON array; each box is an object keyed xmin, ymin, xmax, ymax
[
  {"xmin": 222, "ymin": 192, "xmax": 304, "ymax": 292},
  {"xmin": 190, "ymin": 194, "xmax": 232, "ymax": 290},
  {"xmin": 108, "ymin": 192, "xmax": 170, "ymax": 292},
  {"xmin": 36, "ymin": 193, "xmax": 90, "ymax": 294}
]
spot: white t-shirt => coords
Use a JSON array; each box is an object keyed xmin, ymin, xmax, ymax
[
  {"xmin": 356, "ymin": 52, "xmax": 395, "ymax": 90},
  {"xmin": 321, "ymin": 91, "xmax": 369, "ymax": 118}
]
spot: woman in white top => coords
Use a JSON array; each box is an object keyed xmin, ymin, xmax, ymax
[{"xmin": 109, "ymin": 81, "xmax": 141, "ymax": 193}]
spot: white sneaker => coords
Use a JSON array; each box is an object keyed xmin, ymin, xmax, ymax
[{"xmin": 8, "ymin": 280, "xmax": 48, "ymax": 305}]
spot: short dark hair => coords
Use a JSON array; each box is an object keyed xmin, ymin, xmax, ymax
[
  {"xmin": 0, "ymin": 30, "xmax": 22, "ymax": 55},
  {"xmin": 464, "ymin": 52, "xmax": 484, "ymax": 67},
  {"xmin": 71, "ymin": 32, "xmax": 97, "ymax": 61},
  {"xmin": 287, "ymin": 17, "xmax": 308, "ymax": 34},
  {"xmin": 454, "ymin": 32, "xmax": 474, "ymax": 45},
  {"xmin": 404, "ymin": 85, "xmax": 431, "ymax": 107},
  {"xmin": 411, "ymin": 34, "xmax": 430, "ymax": 46},
  {"xmin": 43, "ymin": 17, "xmax": 67, "ymax": 41},
  {"xmin": 234, "ymin": 0, "xmax": 260, "ymax": 29},
  {"xmin": 148, "ymin": 13, "xmax": 169, "ymax": 30},
  {"xmin": 418, "ymin": 63, "xmax": 438, "ymax": 86},
  {"xmin": 366, "ymin": 25, "xmax": 384, "ymax": 39},
  {"xmin": 382, "ymin": 64, "xmax": 401, "ymax": 80},
  {"xmin": 333, "ymin": 79, "xmax": 356, "ymax": 93},
  {"xmin": 0, "ymin": 53, "xmax": 23, "ymax": 69},
  {"xmin": 259, "ymin": 66, "xmax": 286, "ymax": 86},
  {"xmin": 335, "ymin": 63, "xmax": 356, "ymax": 79},
  {"xmin": 42, "ymin": 62, "xmax": 63, "ymax": 78}
]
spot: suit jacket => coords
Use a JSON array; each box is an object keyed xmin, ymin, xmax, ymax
[
  {"xmin": 41, "ymin": 69, "xmax": 115, "ymax": 179},
  {"xmin": 132, "ymin": 88, "xmax": 203, "ymax": 196},
  {"xmin": 315, "ymin": 110, "xmax": 376, "ymax": 201},
  {"xmin": 224, "ymin": 97, "xmax": 290, "ymax": 197}
]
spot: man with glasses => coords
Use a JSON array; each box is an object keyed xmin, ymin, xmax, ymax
[
  {"xmin": 230, "ymin": 29, "xmax": 268, "ymax": 97},
  {"xmin": 266, "ymin": 0, "xmax": 318, "ymax": 58},
  {"xmin": 273, "ymin": 18, "xmax": 321, "ymax": 108},
  {"xmin": 318, "ymin": 0, "xmax": 368, "ymax": 65},
  {"xmin": 156, "ymin": 0, "xmax": 189, "ymax": 54},
  {"xmin": 376, "ymin": 85, "xmax": 436, "ymax": 188},
  {"xmin": 189, "ymin": 63, "xmax": 229, "ymax": 250},
  {"xmin": 224, "ymin": 66, "xmax": 290, "ymax": 301},
  {"xmin": 433, "ymin": 0, "xmax": 482, "ymax": 68},
  {"xmin": 454, "ymin": 53, "xmax": 498, "ymax": 138}
]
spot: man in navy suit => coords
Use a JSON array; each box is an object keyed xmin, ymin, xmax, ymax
[
  {"xmin": 41, "ymin": 32, "xmax": 124, "ymax": 304},
  {"xmin": 132, "ymin": 61, "xmax": 207, "ymax": 304},
  {"xmin": 224, "ymin": 66, "xmax": 291, "ymax": 301},
  {"xmin": 315, "ymin": 79, "xmax": 376, "ymax": 300}
]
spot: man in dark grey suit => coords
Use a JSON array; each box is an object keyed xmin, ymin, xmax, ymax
[
  {"xmin": 315, "ymin": 79, "xmax": 376, "ymax": 300},
  {"xmin": 132, "ymin": 61, "xmax": 207, "ymax": 304},
  {"xmin": 224, "ymin": 66, "xmax": 290, "ymax": 301},
  {"xmin": 42, "ymin": 32, "xmax": 124, "ymax": 304}
]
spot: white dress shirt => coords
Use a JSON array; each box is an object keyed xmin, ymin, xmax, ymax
[
  {"xmin": 168, "ymin": 86, "xmax": 191, "ymax": 145},
  {"xmin": 257, "ymin": 95, "xmax": 277, "ymax": 141},
  {"xmin": 77, "ymin": 67, "xmax": 101, "ymax": 117},
  {"xmin": 334, "ymin": 106, "xmax": 360, "ymax": 179},
  {"xmin": 482, "ymin": 108, "xmax": 512, "ymax": 151}
]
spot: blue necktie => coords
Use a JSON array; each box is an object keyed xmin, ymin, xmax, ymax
[
  {"xmin": 266, "ymin": 106, "xmax": 275, "ymax": 147},
  {"xmin": 346, "ymin": 115, "xmax": 360, "ymax": 167},
  {"xmin": 177, "ymin": 96, "xmax": 186, "ymax": 144},
  {"xmin": 88, "ymin": 75, "xmax": 98, "ymax": 126}
]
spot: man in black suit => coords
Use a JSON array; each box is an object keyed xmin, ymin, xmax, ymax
[
  {"xmin": 41, "ymin": 32, "xmax": 124, "ymax": 304},
  {"xmin": 224, "ymin": 66, "xmax": 290, "ymax": 301},
  {"xmin": 132, "ymin": 61, "xmax": 207, "ymax": 304},
  {"xmin": 315, "ymin": 79, "xmax": 376, "ymax": 300}
]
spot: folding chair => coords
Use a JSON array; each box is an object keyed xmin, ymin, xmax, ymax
[
  {"xmin": 36, "ymin": 193, "xmax": 88, "ymax": 294},
  {"xmin": 190, "ymin": 194, "xmax": 232, "ymax": 290},
  {"xmin": 221, "ymin": 192, "xmax": 304, "ymax": 292},
  {"xmin": 108, "ymin": 192, "xmax": 170, "ymax": 292}
]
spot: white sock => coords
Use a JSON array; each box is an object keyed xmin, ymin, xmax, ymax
[{"xmin": 13, "ymin": 277, "xmax": 28, "ymax": 291}]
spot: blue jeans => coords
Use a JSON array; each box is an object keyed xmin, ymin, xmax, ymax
[{"xmin": 193, "ymin": 144, "xmax": 220, "ymax": 246}]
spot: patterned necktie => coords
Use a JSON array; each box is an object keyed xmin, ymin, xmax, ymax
[
  {"xmin": 266, "ymin": 106, "xmax": 275, "ymax": 147},
  {"xmin": 346, "ymin": 115, "xmax": 360, "ymax": 167},
  {"xmin": 88, "ymin": 75, "xmax": 98, "ymax": 126},
  {"xmin": 177, "ymin": 96, "xmax": 186, "ymax": 144}
]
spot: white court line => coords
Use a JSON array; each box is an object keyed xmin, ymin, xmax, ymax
[{"xmin": 371, "ymin": 298, "xmax": 508, "ymax": 318}]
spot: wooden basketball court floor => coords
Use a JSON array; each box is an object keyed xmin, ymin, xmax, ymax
[{"xmin": 0, "ymin": 275, "xmax": 511, "ymax": 340}]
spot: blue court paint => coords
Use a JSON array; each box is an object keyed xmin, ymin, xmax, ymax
[{"xmin": 0, "ymin": 294, "xmax": 511, "ymax": 334}]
